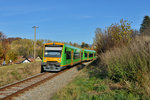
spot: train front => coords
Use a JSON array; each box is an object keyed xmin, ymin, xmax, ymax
[{"xmin": 41, "ymin": 43, "xmax": 64, "ymax": 72}]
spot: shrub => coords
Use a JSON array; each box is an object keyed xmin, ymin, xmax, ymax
[
  {"xmin": 94, "ymin": 19, "xmax": 134, "ymax": 54},
  {"xmin": 99, "ymin": 36, "xmax": 150, "ymax": 97}
]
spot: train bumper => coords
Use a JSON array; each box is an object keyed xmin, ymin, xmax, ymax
[{"xmin": 41, "ymin": 62, "xmax": 64, "ymax": 71}]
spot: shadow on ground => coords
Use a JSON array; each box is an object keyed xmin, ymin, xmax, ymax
[{"xmin": 76, "ymin": 63, "xmax": 86, "ymax": 71}]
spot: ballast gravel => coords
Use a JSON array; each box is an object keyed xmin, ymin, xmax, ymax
[{"xmin": 13, "ymin": 62, "xmax": 90, "ymax": 100}]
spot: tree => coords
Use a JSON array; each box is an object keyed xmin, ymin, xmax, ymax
[
  {"xmin": 36, "ymin": 40, "xmax": 44, "ymax": 58},
  {"xmin": 11, "ymin": 39, "xmax": 34, "ymax": 56},
  {"xmin": 6, "ymin": 50, "xmax": 17, "ymax": 64},
  {"xmin": 0, "ymin": 32, "xmax": 6, "ymax": 41},
  {"xmin": 69, "ymin": 41, "xmax": 72, "ymax": 45},
  {"xmin": 140, "ymin": 16, "xmax": 150, "ymax": 34},
  {"xmin": 81, "ymin": 42, "xmax": 85, "ymax": 48},
  {"xmin": 93, "ymin": 28, "xmax": 106, "ymax": 53},
  {"xmin": 108, "ymin": 19, "xmax": 133, "ymax": 45},
  {"xmin": 7, "ymin": 37, "xmax": 21, "ymax": 44},
  {"xmin": 81, "ymin": 42, "xmax": 89, "ymax": 48},
  {"xmin": 0, "ymin": 45, "xmax": 3, "ymax": 64},
  {"xmin": 73, "ymin": 43, "xmax": 78, "ymax": 47},
  {"xmin": 94, "ymin": 19, "xmax": 134, "ymax": 54},
  {"xmin": 2, "ymin": 39, "xmax": 10, "ymax": 61},
  {"xmin": 11, "ymin": 39, "xmax": 45, "ymax": 58}
]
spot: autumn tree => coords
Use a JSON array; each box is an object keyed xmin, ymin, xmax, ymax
[
  {"xmin": 108, "ymin": 19, "xmax": 133, "ymax": 45},
  {"xmin": 69, "ymin": 41, "xmax": 72, "ymax": 45},
  {"xmin": 94, "ymin": 19, "xmax": 133, "ymax": 54},
  {"xmin": 2, "ymin": 39, "xmax": 10, "ymax": 61},
  {"xmin": 6, "ymin": 50, "xmax": 17, "ymax": 64},
  {"xmin": 11, "ymin": 39, "xmax": 45, "ymax": 58},
  {"xmin": 94, "ymin": 28, "xmax": 113, "ymax": 53},
  {"xmin": 0, "ymin": 32, "xmax": 6, "ymax": 60},
  {"xmin": 0, "ymin": 32, "xmax": 6, "ymax": 41},
  {"xmin": 81, "ymin": 42, "xmax": 89, "ymax": 48},
  {"xmin": 0, "ymin": 45, "xmax": 3, "ymax": 64},
  {"xmin": 11, "ymin": 39, "xmax": 34, "ymax": 56},
  {"xmin": 36, "ymin": 40, "xmax": 44, "ymax": 58}
]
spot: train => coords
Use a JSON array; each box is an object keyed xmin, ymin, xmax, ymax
[{"xmin": 41, "ymin": 43, "xmax": 96, "ymax": 72}]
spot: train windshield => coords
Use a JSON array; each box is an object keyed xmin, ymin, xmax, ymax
[{"xmin": 44, "ymin": 45, "xmax": 62, "ymax": 57}]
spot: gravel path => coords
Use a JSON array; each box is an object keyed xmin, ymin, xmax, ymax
[{"xmin": 13, "ymin": 62, "xmax": 90, "ymax": 100}]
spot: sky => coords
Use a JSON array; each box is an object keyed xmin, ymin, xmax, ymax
[{"xmin": 0, "ymin": 0, "xmax": 149, "ymax": 44}]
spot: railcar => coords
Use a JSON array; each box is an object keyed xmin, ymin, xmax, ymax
[
  {"xmin": 82, "ymin": 49, "xmax": 96, "ymax": 61},
  {"xmin": 41, "ymin": 43, "xmax": 96, "ymax": 72}
]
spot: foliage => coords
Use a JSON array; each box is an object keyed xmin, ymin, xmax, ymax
[
  {"xmin": 94, "ymin": 28, "xmax": 113, "ymax": 54},
  {"xmin": 99, "ymin": 36, "xmax": 150, "ymax": 98},
  {"xmin": 5, "ymin": 50, "xmax": 18, "ymax": 64},
  {"xmin": 11, "ymin": 39, "xmax": 44, "ymax": 58},
  {"xmin": 2, "ymin": 39, "xmax": 10, "ymax": 60},
  {"xmin": 108, "ymin": 19, "xmax": 133, "ymax": 45},
  {"xmin": 81, "ymin": 42, "xmax": 89, "ymax": 48},
  {"xmin": 7, "ymin": 37, "xmax": 21, "ymax": 44},
  {"xmin": 36, "ymin": 40, "xmax": 44, "ymax": 58},
  {"xmin": 53, "ymin": 67, "xmax": 140, "ymax": 100},
  {"xmin": 0, "ymin": 32, "xmax": 6, "ymax": 41},
  {"xmin": 93, "ymin": 18, "xmax": 150, "ymax": 98},
  {"xmin": 94, "ymin": 19, "xmax": 133, "ymax": 54},
  {"xmin": 11, "ymin": 39, "xmax": 33, "ymax": 56},
  {"xmin": 140, "ymin": 16, "xmax": 150, "ymax": 34}
]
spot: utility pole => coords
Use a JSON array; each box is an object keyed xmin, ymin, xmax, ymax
[{"xmin": 32, "ymin": 26, "xmax": 39, "ymax": 59}]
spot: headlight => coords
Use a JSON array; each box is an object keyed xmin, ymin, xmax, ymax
[{"xmin": 45, "ymin": 52, "xmax": 48, "ymax": 55}]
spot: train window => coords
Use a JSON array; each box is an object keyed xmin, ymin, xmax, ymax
[
  {"xmin": 94, "ymin": 53, "xmax": 96, "ymax": 56},
  {"xmin": 66, "ymin": 51, "xmax": 71, "ymax": 59},
  {"xmin": 85, "ymin": 53, "xmax": 87, "ymax": 57},
  {"xmin": 89, "ymin": 54, "xmax": 93, "ymax": 57},
  {"xmin": 44, "ymin": 50, "xmax": 61, "ymax": 57},
  {"xmin": 74, "ymin": 53, "xmax": 80, "ymax": 59}
]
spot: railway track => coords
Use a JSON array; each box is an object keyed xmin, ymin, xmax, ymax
[{"xmin": 0, "ymin": 67, "xmax": 71, "ymax": 100}]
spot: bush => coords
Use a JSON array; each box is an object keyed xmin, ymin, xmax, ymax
[
  {"xmin": 94, "ymin": 19, "xmax": 134, "ymax": 54},
  {"xmin": 99, "ymin": 36, "xmax": 150, "ymax": 97}
]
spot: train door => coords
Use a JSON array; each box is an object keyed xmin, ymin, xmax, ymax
[
  {"xmin": 93, "ymin": 53, "xmax": 94, "ymax": 60},
  {"xmin": 71, "ymin": 50, "xmax": 74, "ymax": 66},
  {"xmin": 87, "ymin": 52, "xmax": 89, "ymax": 60},
  {"xmin": 80, "ymin": 51, "xmax": 82, "ymax": 62}
]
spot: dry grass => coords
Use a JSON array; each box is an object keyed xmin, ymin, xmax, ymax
[
  {"xmin": 99, "ymin": 36, "xmax": 150, "ymax": 98},
  {"xmin": 0, "ymin": 61, "xmax": 41, "ymax": 87}
]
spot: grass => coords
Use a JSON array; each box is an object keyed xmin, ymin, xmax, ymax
[
  {"xmin": 0, "ymin": 61, "xmax": 41, "ymax": 87},
  {"xmin": 99, "ymin": 36, "xmax": 150, "ymax": 98},
  {"xmin": 52, "ymin": 61, "xmax": 140, "ymax": 100}
]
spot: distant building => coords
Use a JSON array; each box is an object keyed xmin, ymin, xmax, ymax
[
  {"xmin": 12, "ymin": 55, "xmax": 42, "ymax": 64},
  {"xmin": 35, "ymin": 56, "xmax": 42, "ymax": 61},
  {"xmin": 14, "ymin": 56, "xmax": 32, "ymax": 64},
  {"xmin": 21, "ymin": 58, "xmax": 31, "ymax": 63}
]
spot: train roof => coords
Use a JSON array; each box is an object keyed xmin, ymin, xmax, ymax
[
  {"xmin": 83, "ymin": 49, "xmax": 96, "ymax": 53},
  {"xmin": 65, "ymin": 44, "xmax": 82, "ymax": 50},
  {"xmin": 44, "ymin": 42, "xmax": 64, "ymax": 46},
  {"xmin": 44, "ymin": 42, "xmax": 96, "ymax": 52}
]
